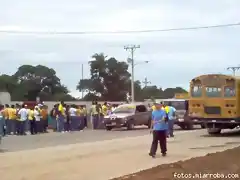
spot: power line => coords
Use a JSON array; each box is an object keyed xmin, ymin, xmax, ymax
[
  {"xmin": 124, "ymin": 45, "xmax": 140, "ymax": 102},
  {"xmin": 142, "ymin": 77, "xmax": 151, "ymax": 87},
  {"xmin": 227, "ymin": 66, "xmax": 240, "ymax": 76},
  {"xmin": 0, "ymin": 22, "xmax": 239, "ymax": 35}
]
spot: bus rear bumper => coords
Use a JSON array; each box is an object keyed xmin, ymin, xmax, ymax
[{"xmin": 196, "ymin": 118, "xmax": 240, "ymax": 129}]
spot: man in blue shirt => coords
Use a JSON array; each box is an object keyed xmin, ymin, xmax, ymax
[
  {"xmin": 149, "ymin": 102, "xmax": 168, "ymax": 158},
  {"xmin": 167, "ymin": 102, "xmax": 176, "ymax": 137}
]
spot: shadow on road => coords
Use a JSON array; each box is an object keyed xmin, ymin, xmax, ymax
[
  {"xmin": 111, "ymin": 125, "xmax": 203, "ymax": 132},
  {"xmin": 201, "ymin": 129, "xmax": 240, "ymax": 138}
]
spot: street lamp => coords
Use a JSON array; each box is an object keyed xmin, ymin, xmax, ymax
[{"xmin": 127, "ymin": 58, "xmax": 149, "ymax": 102}]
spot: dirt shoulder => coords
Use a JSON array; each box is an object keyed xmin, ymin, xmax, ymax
[{"xmin": 112, "ymin": 146, "xmax": 240, "ymax": 180}]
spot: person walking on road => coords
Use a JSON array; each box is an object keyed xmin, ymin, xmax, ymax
[
  {"xmin": 167, "ymin": 102, "xmax": 176, "ymax": 137},
  {"xmin": 149, "ymin": 102, "xmax": 168, "ymax": 158}
]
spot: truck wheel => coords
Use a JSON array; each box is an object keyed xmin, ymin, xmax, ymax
[
  {"xmin": 207, "ymin": 128, "xmax": 221, "ymax": 135},
  {"xmin": 127, "ymin": 121, "xmax": 134, "ymax": 130},
  {"xmin": 106, "ymin": 126, "xmax": 113, "ymax": 131},
  {"xmin": 147, "ymin": 119, "xmax": 151, "ymax": 129}
]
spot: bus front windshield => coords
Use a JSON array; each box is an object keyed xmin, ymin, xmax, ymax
[
  {"xmin": 191, "ymin": 85, "xmax": 202, "ymax": 97},
  {"xmin": 205, "ymin": 87, "xmax": 221, "ymax": 97}
]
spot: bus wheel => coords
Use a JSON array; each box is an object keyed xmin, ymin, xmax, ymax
[
  {"xmin": 201, "ymin": 123, "xmax": 206, "ymax": 129},
  {"xmin": 207, "ymin": 128, "xmax": 221, "ymax": 135}
]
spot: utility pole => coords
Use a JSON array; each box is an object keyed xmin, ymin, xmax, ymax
[
  {"xmin": 227, "ymin": 66, "xmax": 240, "ymax": 76},
  {"xmin": 124, "ymin": 45, "xmax": 140, "ymax": 102},
  {"xmin": 81, "ymin": 63, "xmax": 84, "ymax": 99},
  {"xmin": 142, "ymin": 77, "xmax": 151, "ymax": 87}
]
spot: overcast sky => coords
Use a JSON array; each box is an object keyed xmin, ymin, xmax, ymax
[{"xmin": 0, "ymin": 0, "xmax": 239, "ymax": 97}]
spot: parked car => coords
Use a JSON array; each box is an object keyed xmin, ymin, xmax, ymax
[
  {"xmin": 162, "ymin": 99, "xmax": 205, "ymax": 130},
  {"xmin": 103, "ymin": 103, "xmax": 151, "ymax": 131}
]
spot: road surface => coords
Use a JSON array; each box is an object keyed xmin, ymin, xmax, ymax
[
  {"xmin": 1, "ymin": 125, "xmax": 192, "ymax": 152},
  {"xmin": 0, "ymin": 128, "xmax": 240, "ymax": 180}
]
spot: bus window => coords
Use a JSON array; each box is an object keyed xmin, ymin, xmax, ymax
[
  {"xmin": 205, "ymin": 87, "xmax": 221, "ymax": 97},
  {"xmin": 224, "ymin": 87, "xmax": 235, "ymax": 97},
  {"xmin": 191, "ymin": 85, "xmax": 202, "ymax": 97}
]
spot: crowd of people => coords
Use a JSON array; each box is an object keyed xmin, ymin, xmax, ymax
[
  {"xmin": 0, "ymin": 101, "xmax": 120, "ymax": 137},
  {"xmin": 0, "ymin": 99, "xmax": 177, "ymax": 158}
]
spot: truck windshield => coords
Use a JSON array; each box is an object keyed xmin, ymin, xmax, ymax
[{"xmin": 113, "ymin": 106, "xmax": 135, "ymax": 113}]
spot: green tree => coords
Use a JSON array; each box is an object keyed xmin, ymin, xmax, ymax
[
  {"xmin": 0, "ymin": 74, "xmax": 18, "ymax": 94},
  {"xmin": 12, "ymin": 65, "xmax": 70, "ymax": 101},
  {"xmin": 77, "ymin": 53, "xmax": 131, "ymax": 101},
  {"xmin": 163, "ymin": 87, "xmax": 187, "ymax": 98},
  {"xmin": 0, "ymin": 64, "xmax": 74, "ymax": 101}
]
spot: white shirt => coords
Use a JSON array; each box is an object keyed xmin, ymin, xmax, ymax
[
  {"xmin": 34, "ymin": 109, "xmax": 41, "ymax": 121},
  {"xmin": 69, "ymin": 107, "xmax": 77, "ymax": 116},
  {"xmin": 18, "ymin": 108, "xmax": 29, "ymax": 121}
]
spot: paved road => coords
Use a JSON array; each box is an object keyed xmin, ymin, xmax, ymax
[
  {"xmin": 1, "ymin": 129, "xmax": 240, "ymax": 180},
  {"xmin": 1, "ymin": 125, "xmax": 201, "ymax": 152}
]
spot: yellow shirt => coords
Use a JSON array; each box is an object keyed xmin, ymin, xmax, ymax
[
  {"xmin": 8, "ymin": 108, "xmax": 17, "ymax": 120},
  {"xmin": 82, "ymin": 107, "xmax": 87, "ymax": 116},
  {"xmin": 102, "ymin": 105, "xmax": 107, "ymax": 116},
  {"xmin": 91, "ymin": 105, "xmax": 98, "ymax": 115},
  {"xmin": 151, "ymin": 105, "xmax": 156, "ymax": 111},
  {"xmin": 3, "ymin": 108, "xmax": 9, "ymax": 119},
  {"xmin": 58, "ymin": 104, "xmax": 65, "ymax": 116},
  {"xmin": 41, "ymin": 109, "xmax": 48, "ymax": 120},
  {"xmin": 165, "ymin": 106, "xmax": 169, "ymax": 113},
  {"xmin": 28, "ymin": 110, "xmax": 34, "ymax": 120},
  {"xmin": 76, "ymin": 108, "xmax": 81, "ymax": 116}
]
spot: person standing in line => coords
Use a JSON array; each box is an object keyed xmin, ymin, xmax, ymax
[
  {"xmin": 78, "ymin": 105, "xmax": 85, "ymax": 130},
  {"xmin": 50, "ymin": 105, "xmax": 58, "ymax": 132},
  {"xmin": 34, "ymin": 106, "xmax": 41, "ymax": 134},
  {"xmin": 69, "ymin": 104, "xmax": 77, "ymax": 131},
  {"xmin": 41, "ymin": 105, "xmax": 48, "ymax": 133},
  {"xmin": 15, "ymin": 104, "xmax": 21, "ymax": 135},
  {"xmin": 82, "ymin": 105, "xmax": 87, "ymax": 128},
  {"xmin": 17, "ymin": 104, "xmax": 28, "ymax": 135},
  {"xmin": 90, "ymin": 101, "xmax": 99, "ymax": 130},
  {"xmin": 28, "ymin": 107, "xmax": 36, "ymax": 135},
  {"xmin": 8, "ymin": 105, "xmax": 17, "ymax": 135},
  {"xmin": 3, "ymin": 104, "xmax": 9, "ymax": 135},
  {"xmin": 64, "ymin": 105, "xmax": 70, "ymax": 132},
  {"xmin": 149, "ymin": 102, "xmax": 168, "ymax": 158},
  {"xmin": 57, "ymin": 101, "xmax": 65, "ymax": 133},
  {"xmin": 167, "ymin": 102, "xmax": 176, "ymax": 137},
  {"xmin": 100, "ymin": 102, "xmax": 108, "ymax": 129},
  {"xmin": 0, "ymin": 105, "xmax": 4, "ymax": 139}
]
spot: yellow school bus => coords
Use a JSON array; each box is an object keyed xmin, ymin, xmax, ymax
[{"xmin": 189, "ymin": 74, "xmax": 239, "ymax": 134}]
